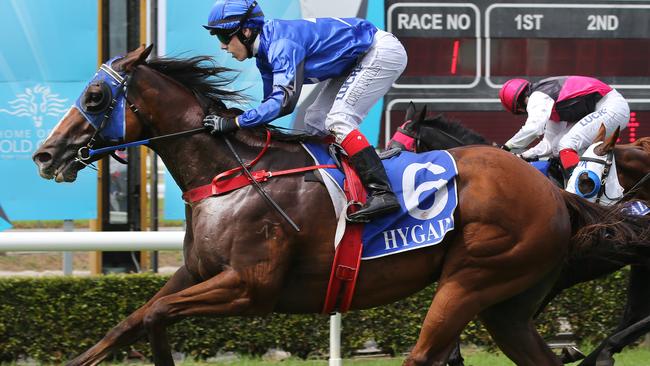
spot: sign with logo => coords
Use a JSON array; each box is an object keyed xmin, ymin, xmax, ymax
[{"xmin": 0, "ymin": 0, "xmax": 98, "ymax": 221}]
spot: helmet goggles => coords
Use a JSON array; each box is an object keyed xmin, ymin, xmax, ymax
[{"xmin": 211, "ymin": 27, "xmax": 239, "ymax": 45}]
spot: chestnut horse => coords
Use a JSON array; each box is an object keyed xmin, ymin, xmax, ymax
[
  {"xmin": 33, "ymin": 46, "xmax": 650, "ymax": 366},
  {"xmin": 393, "ymin": 104, "xmax": 650, "ymax": 366}
]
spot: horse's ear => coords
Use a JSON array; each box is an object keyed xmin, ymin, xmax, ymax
[
  {"xmin": 595, "ymin": 124, "xmax": 607, "ymax": 143},
  {"xmin": 417, "ymin": 104, "xmax": 428, "ymax": 123},
  {"xmin": 405, "ymin": 102, "xmax": 416, "ymax": 122},
  {"xmin": 602, "ymin": 126, "xmax": 620, "ymax": 151},
  {"xmin": 121, "ymin": 44, "xmax": 154, "ymax": 72},
  {"xmin": 595, "ymin": 126, "xmax": 619, "ymax": 155}
]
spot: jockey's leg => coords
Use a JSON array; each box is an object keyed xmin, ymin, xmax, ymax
[
  {"xmin": 559, "ymin": 89, "xmax": 630, "ymax": 185},
  {"xmin": 326, "ymin": 31, "xmax": 407, "ymax": 221},
  {"xmin": 341, "ymin": 130, "xmax": 400, "ymax": 221},
  {"xmin": 303, "ymin": 77, "xmax": 345, "ymax": 136}
]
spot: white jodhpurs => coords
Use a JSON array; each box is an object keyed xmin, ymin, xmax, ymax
[
  {"xmin": 558, "ymin": 89, "xmax": 630, "ymax": 153},
  {"xmin": 303, "ymin": 30, "xmax": 407, "ymax": 143}
]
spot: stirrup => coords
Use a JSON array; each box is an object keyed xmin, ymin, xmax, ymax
[
  {"xmin": 344, "ymin": 201, "xmax": 369, "ymax": 224},
  {"xmin": 346, "ymin": 196, "xmax": 400, "ymax": 223}
]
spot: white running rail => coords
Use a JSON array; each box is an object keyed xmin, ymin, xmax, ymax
[{"xmin": 0, "ymin": 231, "xmax": 184, "ymax": 251}]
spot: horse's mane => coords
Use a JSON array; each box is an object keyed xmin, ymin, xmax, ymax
[
  {"xmin": 147, "ymin": 56, "xmax": 247, "ymax": 104},
  {"xmin": 146, "ymin": 56, "xmax": 322, "ymax": 147},
  {"xmin": 420, "ymin": 114, "xmax": 489, "ymax": 145},
  {"xmin": 631, "ymin": 137, "xmax": 650, "ymax": 152}
]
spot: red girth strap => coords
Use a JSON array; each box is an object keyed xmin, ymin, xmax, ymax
[{"xmin": 182, "ymin": 129, "xmax": 336, "ymax": 203}]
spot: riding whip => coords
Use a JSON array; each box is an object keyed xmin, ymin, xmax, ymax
[{"xmin": 221, "ymin": 135, "xmax": 301, "ymax": 232}]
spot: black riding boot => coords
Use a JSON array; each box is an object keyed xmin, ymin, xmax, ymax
[{"xmin": 347, "ymin": 146, "xmax": 401, "ymax": 222}]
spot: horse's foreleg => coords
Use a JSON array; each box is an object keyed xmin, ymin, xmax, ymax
[
  {"xmin": 579, "ymin": 265, "xmax": 650, "ymax": 366},
  {"xmin": 579, "ymin": 314, "xmax": 650, "ymax": 366},
  {"xmin": 66, "ymin": 265, "xmax": 198, "ymax": 366},
  {"xmin": 447, "ymin": 341, "xmax": 464, "ymax": 366},
  {"xmin": 142, "ymin": 268, "xmax": 255, "ymax": 366}
]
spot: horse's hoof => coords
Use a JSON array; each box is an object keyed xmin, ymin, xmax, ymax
[
  {"xmin": 594, "ymin": 354, "xmax": 615, "ymax": 366},
  {"xmin": 560, "ymin": 346, "xmax": 586, "ymax": 363}
]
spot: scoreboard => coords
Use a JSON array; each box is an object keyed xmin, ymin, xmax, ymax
[{"xmin": 382, "ymin": 0, "xmax": 650, "ymax": 146}]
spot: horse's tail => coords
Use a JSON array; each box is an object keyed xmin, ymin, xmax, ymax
[{"xmin": 561, "ymin": 191, "xmax": 650, "ymax": 266}]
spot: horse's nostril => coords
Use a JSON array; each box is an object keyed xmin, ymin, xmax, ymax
[{"xmin": 35, "ymin": 152, "xmax": 52, "ymax": 164}]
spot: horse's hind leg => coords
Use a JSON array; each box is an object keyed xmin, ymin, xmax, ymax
[
  {"xmin": 66, "ymin": 265, "xmax": 198, "ymax": 366},
  {"xmin": 479, "ymin": 267, "xmax": 563, "ymax": 366},
  {"xmin": 402, "ymin": 278, "xmax": 488, "ymax": 366}
]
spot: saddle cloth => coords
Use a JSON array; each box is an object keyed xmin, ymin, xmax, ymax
[
  {"xmin": 625, "ymin": 201, "xmax": 650, "ymax": 216},
  {"xmin": 302, "ymin": 143, "xmax": 459, "ymax": 260}
]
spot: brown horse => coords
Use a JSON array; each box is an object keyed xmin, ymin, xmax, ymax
[
  {"xmin": 394, "ymin": 104, "xmax": 650, "ymax": 366},
  {"xmin": 32, "ymin": 45, "xmax": 650, "ymax": 366}
]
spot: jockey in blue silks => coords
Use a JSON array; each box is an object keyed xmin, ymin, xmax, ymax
[{"xmin": 202, "ymin": 0, "xmax": 408, "ymax": 222}]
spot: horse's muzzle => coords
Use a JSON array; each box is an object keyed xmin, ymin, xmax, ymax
[{"xmin": 33, "ymin": 150, "xmax": 56, "ymax": 179}]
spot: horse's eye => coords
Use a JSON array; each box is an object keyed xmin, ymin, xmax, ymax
[
  {"xmin": 85, "ymin": 92, "xmax": 101, "ymax": 105},
  {"xmin": 577, "ymin": 172, "xmax": 597, "ymax": 195},
  {"xmin": 83, "ymin": 83, "xmax": 111, "ymax": 113}
]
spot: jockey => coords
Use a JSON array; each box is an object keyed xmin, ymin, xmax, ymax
[
  {"xmin": 500, "ymin": 76, "xmax": 630, "ymax": 182},
  {"xmin": 202, "ymin": 0, "xmax": 407, "ymax": 222}
]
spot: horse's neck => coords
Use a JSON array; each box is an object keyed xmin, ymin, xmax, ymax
[
  {"xmin": 151, "ymin": 129, "xmax": 302, "ymax": 193},
  {"xmin": 614, "ymin": 146, "xmax": 650, "ymax": 200},
  {"xmin": 151, "ymin": 132, "xmax": 235, "ymax": 192},
  {"xmin": 130, "ymin": 68, "xmax": 242, "ymax": 192},
  {"xmin": 418, "ymin": 119, "xmax": 488, "ymax": 148}
]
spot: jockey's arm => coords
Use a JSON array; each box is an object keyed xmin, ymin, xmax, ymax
[
  {"xmin": 238, "ymin": 39, "xmax": 306, "ymax": 127},
  {"xmin": 505, "ymin": 91, "xmax": 554, "ymax": 150},
  {"xmin": 521, "ymin": 120, "xmax": 569, "ymax": 159},
  {"xmin": 260, "ymin": 66, "xmax": 273, "ymax": 99}
]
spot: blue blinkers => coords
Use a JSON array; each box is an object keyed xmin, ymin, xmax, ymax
[
  {"xmin": 573, "ymin": 170, "xmax": 602, "ymax": 199},
  {"xmin": 74, "ymin": 57, "xmax": 128, "ymax": 142}
]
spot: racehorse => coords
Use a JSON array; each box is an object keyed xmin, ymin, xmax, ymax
[
  {"xmin": 32, "ymin": 45, "xmax": 650, "ymax": 366},
  {"xmin": 391, "ymin": 103, "xmax": 650, "ymax": 366}
]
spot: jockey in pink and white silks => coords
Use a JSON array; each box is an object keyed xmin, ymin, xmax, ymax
[
  {"xmin": 499, "ymin": 76, "xmax": 630, "ymax": 184},
  {"xmin": 201, "ymin": 0, "xmax": 407, "ymax": 222}
]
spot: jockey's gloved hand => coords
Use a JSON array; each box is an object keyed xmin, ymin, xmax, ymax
[
  {"xmin": 522, "ymin": 154, "xmax": 539, "ymax": 162},
  {"xmin": 500, "ymin": 144, "xmax": 511, "ymax": 152},
  {"xmin": 203, "ymin": 115, "xmax": 239, "ymax": 135}
]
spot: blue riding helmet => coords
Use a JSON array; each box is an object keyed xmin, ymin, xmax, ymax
[{"xmin": 203, "ymin": 0, "xmax": 264, "ymax": 32}]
